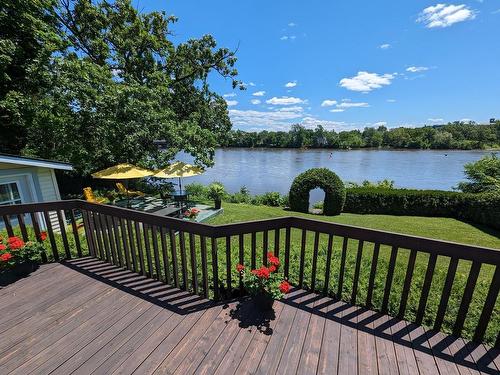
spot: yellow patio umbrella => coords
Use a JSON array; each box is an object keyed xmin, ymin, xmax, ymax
[
  {"xmin": 153, "ymin": 161, "xmax": 204, "ymax": 192},
  {"xmin": 91, "ymin": 163, "xmax": 154, "ymax": 206}
]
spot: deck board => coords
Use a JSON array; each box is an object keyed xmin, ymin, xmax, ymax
[{"xmin": 0, "ymin": 259, "xmax": 498, "ymax": 375}]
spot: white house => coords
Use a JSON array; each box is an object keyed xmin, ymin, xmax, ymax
[{"xmin": 0, "ymin": 154, "xmax": 73, "ymax": 230}]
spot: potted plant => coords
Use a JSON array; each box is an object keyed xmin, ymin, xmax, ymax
[
  {"xmin": 0, "ymin": 234, "xmax": 46, "ymax": 284},
  {"xmin": 207, "ymin": 182, "xmax": 226, "ymax": 210},
  {"xmin": 236, "ymin": 252, "xmax": 291, "ymax": 311},
  {"xmin": 183, "ymin": 207, "xmax": 200, "ymax": 221}
]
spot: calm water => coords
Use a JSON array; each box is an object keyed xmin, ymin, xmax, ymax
[{"xmin": 179, "ymin": 148, "xmax": 496, "ymax": 201}]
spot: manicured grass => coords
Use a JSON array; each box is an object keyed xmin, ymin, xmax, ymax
[{"xmin": 206, "ymin": 202, "xmax": 500, "ymax": 345}]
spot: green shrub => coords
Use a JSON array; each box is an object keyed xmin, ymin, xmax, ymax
[
  {"xmin": 207, "ymin": 182, "xmax": 227, "ymax": 201},
  {"xmin": 258, "ymin": 192, "xmax": 282, "ymax": 207},
  {"xmin": 185, "ymin": 183, "xmax": 208, "ymax": 200},
  {"xmin": 344, "ymin": 188, "xmax": 500, "ymax": 230},
  {"xmin": 289, "ymin": 168, "xmax": 346, "ymax": 215}
]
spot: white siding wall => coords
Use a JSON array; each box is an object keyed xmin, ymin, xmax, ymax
[{"xmin": 37, "ymin": 168, "xmax": 63, "ymax": 231}]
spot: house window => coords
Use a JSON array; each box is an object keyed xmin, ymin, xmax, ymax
[{"xmin": 0, "ymin": 182, "xmax": 22, "ymax": 206}]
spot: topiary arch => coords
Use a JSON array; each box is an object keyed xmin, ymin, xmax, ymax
[{"xmin": 289, "ymin": 168, "xmax": 346, "ymax": 215}]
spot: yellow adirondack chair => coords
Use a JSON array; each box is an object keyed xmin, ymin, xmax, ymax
[
  {"xmin": 116, "ymin": 182, "xmax": 145, "ymax": 197},
  {"xmin": 83, "ymin": 187, "xmax": 106, "ymax": 204}
]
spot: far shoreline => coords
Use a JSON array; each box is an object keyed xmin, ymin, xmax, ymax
[{"xmin": 217, "ymin": 146, "xmax": 500, "ymax": 152}]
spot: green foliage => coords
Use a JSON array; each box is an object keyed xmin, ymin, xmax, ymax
[
  {"xmin": 207, "ymin": 182, "xmax": 227, "ymax": 201},
  {"xmin": 223, "ymin": 122, "xmax": 500, "ymax": 150},
  {"xmin": 345, "ymin": 188, "xmax": 500, "ymax": 230},
  {"xmin": 289, "ymin": 168, "xmax": 346, "ymax": 215},
  {"xmin": 1, "ymin": 0, "xmax": 242, "ymax": 175},
  {"xmin": 0, "ymin": 236, "xmax": 46, "ymax": 271},
  {"xmin": 185, "ymin": 183, "xmax": 208, "ymax": 200},
  {"xmin": 457, "ymin": 153, "xmax": 500, "ymax": 193},
  {"xmin": 346, "ymin": 179, "xmax": 395, "ymax": 189},
  {"xmin": 255, "ymin": 192, "xmax": 282, "ymax": 207}
]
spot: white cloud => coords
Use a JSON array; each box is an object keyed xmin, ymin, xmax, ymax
[
  {"xmin": 379, "ymin": 43, "xmax": 391, "ymax": 49},
  {"xmin": 330, "ymin": 109, "xmax": 345, "ymax": 113},
  {"xmin": 321, "ymin": 99, "xmax": 338, "ymax": 107},
  {"xmin": 337, "ymin": 101, "xmax": 370, "ymax": 108},
  {"xmin": 225, "ymin": 100, "xmax": 238, "ymax": 106},
  {"xmin": 493, "ymin": 9, "xmax": 500, "ymax": 14},
  {"xmin": 280, "ymin": 35, "xmax": 296, "ymax": 41},
  {"xmin": 250, "ymin": 99, "xmax": 261, "ymax": 105},
  {"xmin": 285, "ymin": 81, "xmax": 297, "ymax": 88},
  {"xmin": 406, "ymin": 66, "xmax": 429, "ymax": 73},
  {"xmin": 288, "ymin": 22, "xmax": 296, "ymax": 27},
  {"xmin": 301, "ymin": 117, "xmax": 348, "ymax": 131},
  {"xmin": 386, "ymin": 99, "xmax": 397, "ymax": 103},
  {"xmin": 276, "ymin": 106, "xmax": 303, "ymax": 112},
  {"xmin": 339, "ymin": 71, "xmax": 395, "ymax": 92},
  {"xmin": 266, "ymin": 96, "xmax": 306, "ymax": 105},
  {"xmin": 373, "ymin": 121, "xmax": 388, "ymax": 127},
  {"xmin": 229, "ymin": 109, "xmax": 304, "ymax": 129},
  {"xmin": 223, "ymin": 93, "xmax": 236, "ymax": 98},
  {"xmin": 252, "ymin": 91, "xmax": 266, "ymax": 96},
  {"xmin": 417, "ymin": 4, "xmax": 476, "ymax": 28},
  {"xmin": 280, "ymin": 36, "xmax": 289, "ymax": 40},
  {"xmin": 428, "ymin": 118, "xmax": 444, "ymax": 122}
]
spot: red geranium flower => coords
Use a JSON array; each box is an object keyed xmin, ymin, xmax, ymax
[
  {"xmin": 279, "ymin": 280, "xmax": 291, "ymax": 294},
  {"xmin": 267, "ymin": 252, "xmax": 280, "ymax": 267},
  {"xmin": 269, "ymin": 265, "xmax": 276, "ymax": 272},
  {"xmin": 236, "ymin": 264, "xmax": 245, "ymax": 272},
  {"xmin": 253, "ymin": 266, "xmax": 270, "ymax": 279},
  {"xmin": 39, "ymin": 231, "xmax": 48, "ymax": 241},
  {"xmin": 0, "ymin": 244, "xmax": 6, "ymax": 251},
  {"xmin": 0, "ymin": 253, "xmax": 13, "ymax": 262},
  {"xmin": 7, "ymin": 237, "xmax": 24, "ymax": 250}
]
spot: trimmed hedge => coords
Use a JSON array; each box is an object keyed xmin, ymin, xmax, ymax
[
  {"xmin": 289, "ymin": 168, "xmax": 346, "ymax": 215},
  {"xmin": 345, "ymin": 188, "xmax": 500, "ymax": 230}
]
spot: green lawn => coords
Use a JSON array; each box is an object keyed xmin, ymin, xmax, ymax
[{"xmin": 206, "ymin": 202, "xmax": 500, "ymax": 345}]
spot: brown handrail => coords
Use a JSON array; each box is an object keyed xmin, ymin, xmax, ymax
[{"xmin": 0, "ymin": 199, "xmax": 499, "ymax": 347}]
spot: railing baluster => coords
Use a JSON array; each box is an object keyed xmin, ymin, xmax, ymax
[
  {"xmin": 351, "ymin": 240, "xmax": 364, "ymax": 304},
  {"xmin": 105, "ymin": 215, "xmax": 118, "ymax": 265},
  {"xmin": 69, "ymin": 210, "xmax": 82, "ymax": 257},
  {"xmin": 119, "ymin": 218, "xmax": 131, "ymax": 270},
  {"xmin": 134, "ymin": 221, "xmax": 146, "ymax": 275},
  {"xmin": 284, "ymin": 227, "xmax": 291, "ymax": 279},
  {"xmin": 251, "ymin": 232, "xmax": 257, "ymax": 269},
  {"xmin": 56, "ymin": 210, "xmax": 71, "ymax": 259},
  {"xmin": 337, "ymin": 237, "xmax": 348, "ymax": 298},
  {"xmin": 238, "ymin": 234, "xmax": 244, "ymax": 266},
  {"xmin": 143, "ymin": 224, "xmax": 154, "ymax": 278},
  {"xmin": 201, "ymin": 236, "xmax": 209, "ymax": 298},
  {"xmin": 17, "ymin": 214, "xmax": 29, "ymax": 241},
  {"xmin": 93, "ymin": 212, "xmax": 105, "ymax": 259},
  {"xmin": 398, "ymin": 249, "xmax": 417, "ymax": 318},
  {"xmin": 298, "ymin": 229, "xmax": 307, "ymax": 288},
  {"xmin": 226, "ymin": 236, "xmax": 232, "ymax": 294},
  {"xmin": 323, "ymin": 234, "xmax": 334, "ymax": 295},
  {"xmin": 366, "ymin": 243, "xmax": 380, "ymax": 307},
  {"xmin": 263, "ymin": 230, "xmax": 268, "ymax": 265},
  {"xmin": 111, "ymin": 217, "xmax": 124, "ymax": 267},
  {"xmin": 127, "ymin": 220, "xmax": 138, "ymax": 272},
  {"xmin": 381, "ymin": 246, "xmax": 399, "ymax": 313},
  {"xmin": 179, "ymin": 231, "xmax": 188, "ymax": 289},
  {"xmin": 311, "ymin": 231, "xmax": 320, "ymax": 292},
  {"xmin": 473, "ymin": 266, "xmax": 500, "ymax": 343},
  {"xmin": 160, "ymin": 227, "xmax": 171, "ymax": 284},
  {"xmin": 43, "ymin": 211, "xmax": 59, "ymax": 261},
  {"xmin": 189, "ymin": 233, "xmax": 198, "ymax": 295},
  {"xmin": 211, "ymin": 237, "xmax": 220, "ymax": 300},
  {"xmin": 453, "ymin": 261, "xmax": 481, "ymax": 336},
  {"xmin": 151, "ymin": 226, "xmax": 161, "ymax": 280},
  {"xmin": 3, "ymin": 215, "xmax": 14, "ymax": 237},
  {"xmin": 30, "ymin": 212, "xmax": 47, "ymax": 262},
  {"xmin": 169, "ymin": 229, "xmax": 179, "ymax": 288},
  {"xmin": 433, "ymin": 257, "xmax": 459, "ymax": 331},
  {"xmin": 99, "ymin": 214, "xmax": 112, "ymax": 262},
  {"xmin": 274, "ymin": 228, "xmax": 280, "ymax": 257},
  {"xmin": 416, "ymin": 253, "xmax": 438, "ymax": 325}
]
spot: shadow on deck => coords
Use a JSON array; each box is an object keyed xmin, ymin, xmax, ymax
[{"xmin": 0, "ymin": 258, "xmax": 498, "ymax": 374}]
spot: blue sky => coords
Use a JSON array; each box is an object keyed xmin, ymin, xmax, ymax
[{"xmin": 146, "ymin": 1, "xmax": 500, "ymax": 132}]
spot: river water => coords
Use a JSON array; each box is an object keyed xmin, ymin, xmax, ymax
[{"xmin": 179, "ymin": 148, "xmax": 496, "ymax": 201}]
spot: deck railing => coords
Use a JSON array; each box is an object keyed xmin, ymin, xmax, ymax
[{"xmin": 1, "ymin": 199, "xmax": 499, "ymax": 347}]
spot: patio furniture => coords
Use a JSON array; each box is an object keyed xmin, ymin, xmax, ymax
[
  {"xmin": 82, "ymin": 187, "xmax": 106, "ymax": 203},
  {"xmin": 171, "ymin": 190, "xmax": 189, "ymax": 210},
  {"xmin": 116, "ymin": 182, "xmax": 145, "ymax": 197}
]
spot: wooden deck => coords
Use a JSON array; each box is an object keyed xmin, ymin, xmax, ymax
[{"xmin": 1, "ymin": 258, "xmax": 499, "ymax": 375}]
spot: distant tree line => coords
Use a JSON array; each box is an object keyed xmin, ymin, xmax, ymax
[{"xmin": 222, "ymin": 121, "xmax": 500, "ymax": 150}]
